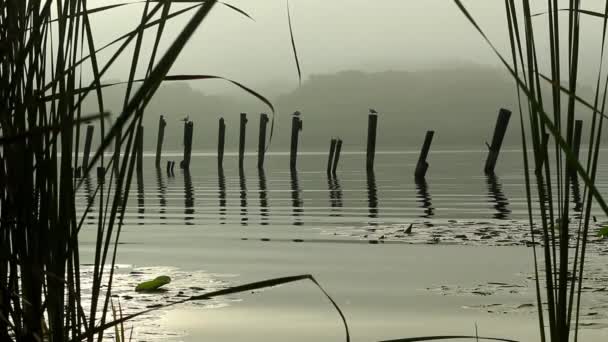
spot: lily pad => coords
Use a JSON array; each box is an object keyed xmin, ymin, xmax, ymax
[
  {"xmin": 135, "ymin": 276, "xmax": 171, "ymax": 292},
  {"xmin": 599, "ymin": 226, "xmax": 608, "ymax": 238}
]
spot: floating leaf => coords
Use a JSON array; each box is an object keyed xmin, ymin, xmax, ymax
[
  {"xmin": 135, "ymin": 276, "xmax": 171, "ymax": 292},
  {"xmin": 599, "ymin": 226, "xmax": 608, "ymax": 238}
]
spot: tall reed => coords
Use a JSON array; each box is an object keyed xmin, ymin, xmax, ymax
[{"xmin": 454, "ymin": 1, "xmax": 608, "ymax": 341}]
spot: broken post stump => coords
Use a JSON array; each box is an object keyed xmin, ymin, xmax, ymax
[
  {"xmin": 113, "ymin": 127, "xmax": 122, "ymax": 175},
  {"xmin": 290, "ymin": 111, "xmax": 303, "ymax": 171},
  {"xmin": 218, "ymin": 118, "xmax": 226, "ymax": 169},
  {"xmin": 366, "ymin": 109, "xmax": 378, "ymax": 172},
  {"xmin": 239, "ymin": 113, "xmax": 247, "ymax": 170},
  {"xmin": 327, "ymin": 139, "xmax": 337, "ymax": 176},
  {"xmin": 82, "ymin": 125, "xmax": 94, "ymax": 173},
  {"xmin": 332, "ymin": 139, "xmax": 343, "ymax": 176},
  {"xmin": 136, "ymin": 125, "xmax": 144, "ymax": 177},
  {"xmin": 180, "ymin": 120, "xmax": 193, "ymax": 170},
  {"xmin": 484, "ymin": 108, "xmax": 512, "ymax": 174},
  {"xmin": 258, "ymin": 113, "xmax": 269, "ymax": 169},
  {"xmin": 155, "ymin": 115, "xmax": 167, "ymax": 168},
  {"xmin": 571, "ymin": 119, "xmax": 583, "ymax": 180},
  {"xmin": 415, "ymin": 130, "xmax": 434, "ymax": 180}
]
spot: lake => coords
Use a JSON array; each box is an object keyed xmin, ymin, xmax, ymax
[{"xmin": 78, "ymin": 149, "xmax": 608, "ymax": 342}]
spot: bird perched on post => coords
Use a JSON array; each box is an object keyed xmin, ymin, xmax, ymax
[
  {"xmin": 369, "ymin": 108, "xmax": 378, "ymax": 115},
  {"xmin": 293, "ymin": 111, "xmax": 301, "ymax": 117}
]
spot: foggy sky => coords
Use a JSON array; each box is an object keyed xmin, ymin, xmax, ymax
[{"xmin": 89, "ymin": 0, "xmax": 608, "ymax": 96}]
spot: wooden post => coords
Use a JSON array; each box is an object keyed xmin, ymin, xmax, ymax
[
  {"xmin": 166, "ymin": 160, "xmax": 172, "ymax": 175},
  {"xmin": 155, "ymin": 115, "xmax": 167, "ymax": 167},
  {"xmin": 113, "ymin": 127, "xmax": 121, "ymax": 175},
  {"xmin": 258, "ymin": 113, "xmax": 269, "ymax": 169},
  {"xmin": 290, "ymin": 111, "xmax": 303, "ymax": 171},
  {"xmin": 415, "ymin": 130, "xmax": 434, "ymax": 180},
  {"xmin": 366, "ymin": 110, "xmax": 378, "ymax": 172},
  {"xmin": 327, "ymin": 139, "xmax": 337, "ymax": 176},
  {"xmin": 180, "ymin": 121, "xmax": 193, "ymax": 170},
  {"xmin": 136, "ymin": 125, "xmax": 144, "ymax": 177},
  {"xmin": 571, "ymin": 119, "xmax": 583, "ymax": 180},
  {"xmin": 82, "ymin": 125, "xmax": 94, "ymax": 172},
  {"xmin": 218, "ymin": 118, "xmax": 225, "ymax": 169},
  {"xmin": 573, "ymin": 119, "xmax": 583, "ymax": 160},
  {"xmin": 239, "ymin": 113, "xmax": 247, "ymax": 170},
  {"xmin": 96, "ymin": 167, "xmax": 105, "ymax": 183},
  {"xmin": 484, "ymin": 108, "xmax": 512, "ymax": 174},
  {"xmin": 332, "ymin": 139, "xmax": 343, "ymax": 176}
]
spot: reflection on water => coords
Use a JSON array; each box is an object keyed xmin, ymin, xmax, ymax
[
  {"xmin": 366, "ymin": 171, "xmax": 379, "ymax": 224},
  {"xmin": 184, "ymin": 170, "xmax": 194, "ymax": 225},
  {"xmin": 137, "ymin": 171, "xmax": 145, "ymax": 224},
  {"xmin": 156, "ymin": 168, "xmax": 167, "ymax": 222},
  {"xmin": 327, "ymin": 175, "xmax": 343, "ymax": 217},
  {"xmin": 218, "ymin": 167, "xmax": 226, "ymax": 224},
  {"xmin": 485, "ymin": 174, "xmax": 510, "ymax": 220},
  {"xmin": 77, "ymin": 153, "xmax": 608, "ymax": 228},
  {"xmin": 258, "ymin": 170, "xmax": 269, "ymax": 226},
  {"xmin": 239, "ymin": 169, "xmax": 248, "ymax": 226},
  {"xmin": 415, "ymin": 178, "xmax": 434, "ymax": 218},
  {"xmin": 291, "ymin": 170, "xmax": 303, "ymax": 226}
]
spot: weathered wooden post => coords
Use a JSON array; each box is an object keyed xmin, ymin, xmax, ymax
[
  {"xmin": 218, "ymin": 118, "xmax": 226, "ymax": 169},
  {"xmin": 180, "ymin": 120, "xmax": 193, "ymax": 169},
  {"xmin": 484, "ymin": 108, "xmax": 512, "ymax": 174},
  {"xmin": 239, "ymin": 113, "xmax": 247, "ymax": 170},
  {"xmin": 258, "ymin": 113, "xmax": 269, "ymax": 169},
  {"xmin": 415, "ymin": 130, "xmax": 434, "ymax": 180},
  {"xmin": 571, "ymin": 119, "xmax": 583, "ymax": 180},
  {"xmin": 82, "ymin": 125, "xmax": 94, "ymax": 172},
  {"xmin": 290, "ymin": 111, "xmax": 303, "ymax": 171},
  {"xmin": 96, "ymin": 166, "xmax": 105, "ymax": 183},
  {"xmin": 155, "ymin": 115, "xmax": 167, "ymax": 168},
  {"xmin": 327, "ymin": 139, "xmax": 337, "ymax": 176},
  {"xmin": 573, "ymin": 119, "xmax": 583, "ymax": 160},
  {"xmin": 331, "ymin": 139, "xmax": 343, "ymax": 176},
  {"xmin": 366, "ymin": 109, "xmax": 378, "ymax": 172},
  {"xmin": 166, "ymin": 160, "xmax": 172, "ymax": 175},
  {"xmin": 136, "ymin": 125, "xmax": 144, "ymax": 177}
]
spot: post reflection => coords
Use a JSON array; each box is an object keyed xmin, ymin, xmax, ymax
[
  {"xmin": 258, "ymin": 169, "xmax": 269, "ymax": 225},
  {"xmin": 136, "ymin": 170, "xmax": 145, "ymax": 224},
  {"xmin": 218, "ymin": 167, "xmax": 226, "ymax": 225},
  {"xmin": 485, "ymin": 173, "xmax": 510, "ymax": 220},
  {"xmin": 290, "ymin": 170, "xmax": 303, "ymax": 226},
  {"xmin": 239, "ymin": 168, "xmax": 248, "ymax": 226},
  {"xmin": 84, "ymin": 176, "xmax": 95, "ymax": 224},
  {"xmin": 327, "ymin": 175, "xmax": 343, "ymax": 217},
  {"xmin": 366, "ymin": 171, "xmax": 379, "ymax": 224},
  {"xmin": 156, "ymin": 167, "xmax": 167, "ymax": 222},
  {"xmin": 183, "ymin": 170, "xmax": 194, "ymax": 225},
  {"xmin": 415, "ymin": 178, "xmax": 434, "ymax": 218}
]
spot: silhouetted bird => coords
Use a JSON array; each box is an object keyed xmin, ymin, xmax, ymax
[
  {"xmin": 293, "ymin": 111, "xmax": 301, "ymax": 116},
  {"xmin": 181, "ymin": 115, "xmax": 189, "ymax": 122},
  {"xmin": 369, "ymin": 108, "xmax": 378, "ymax": 115}
]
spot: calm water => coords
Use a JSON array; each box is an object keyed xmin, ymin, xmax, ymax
[
  {"xmin": 75, "ymin": 149, "xmax": 608, "ymax": 341},
  {"xmin": 77, "ymin": 149, "xmax": 607, "ymax": 227}
]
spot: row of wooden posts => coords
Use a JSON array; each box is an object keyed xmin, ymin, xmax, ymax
[{"xmin": 76, "ymin": 107, "xmax": 585, "ymax": 181}]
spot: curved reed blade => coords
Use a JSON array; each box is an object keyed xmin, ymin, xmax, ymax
[
  {"xmin": 0, "ymin": 112, "xmax": 109, "ymax": 145},
  {"xmin": 287, "ymin": 0, "xmax": 302, "ymax": 85},
  {"xmin": 380, "ymin": 337, "xmax": 518, "ymax": 342},
  {"xmin": 451, "ymin": 0, "xmax": 608, "ymax": 217},
  {"xmin": 72, "ymin": 275, "xmax": 350, "ymax": 342},
  {"xmin": 76, "ymin": 0, "xmax": 219, "ymax": 191}
]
